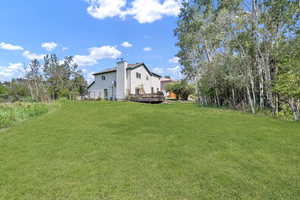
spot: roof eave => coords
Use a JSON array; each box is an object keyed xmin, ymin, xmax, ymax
[
  {"xmin": 151, "ymin": 72, "xmax": 161, "ymax": 78},
  {"xmin": 92, "ymin": 62, "xmax": 162, "ymax": 78},
  {"xmin": 93, "ymin": 70, "xmax": 117, "ymax": 76},
  {"xmin": 87, "ymin": 81, "xmax": 95, "ymax": 89}
]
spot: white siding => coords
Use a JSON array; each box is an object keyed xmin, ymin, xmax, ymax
[
  {"xmin": 126, "ymin": 70, "xmax": 131, "ymax": 94},
  {"xmin": 116, "ymin": 61, "xmax": 127, "ymax": 100},
  {"xmin": 88, "ymin": 72, "xmax": 116, "ymax": 99},
  {"xmin": 151, "ymin": 76, "xmax": 161, "ymax": 92},
  {"xmin": 129, "ymin": 66, "xmax": 161, "ymax": 94},
  {"xmin": 88, "ymin": 64, "xmax": 161, "ymax": 99}
]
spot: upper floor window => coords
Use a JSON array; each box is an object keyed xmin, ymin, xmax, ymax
[
  {"xmin": 146, "ymin": 75, "xmax": 149, "ymax": 80},
  {"xmin": 101, "ymin": 75, "xmax": 106, "ymax": 80},
  {"xmin": 136, "ymin": 72, "xmax": 141, "ymax": 79}
]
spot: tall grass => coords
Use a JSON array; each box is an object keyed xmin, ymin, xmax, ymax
[{"xmin": 0, "ymin": 102, "xmax": 52, "ymax": 128}]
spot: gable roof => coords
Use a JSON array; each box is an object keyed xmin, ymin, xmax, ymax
[
  {"xmin": 93, "ymin": 63, "xmax": 161, "ymax": 78},
  {"xmin": 151, "ymin": 72, "xmax": 161, "ymax": 78}
]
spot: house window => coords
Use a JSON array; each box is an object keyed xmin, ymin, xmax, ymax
[
  {"xmin": 136, "ymin": 72, "xmax": 141, "ymax": 79},
  {"xmin": 101, "ymin": 76, "xmax": 106, "ymax": 80},
  {"xmin": 157, "ymin": 88, "xmax": 159, "ymax": 92},
  {"xmin": 104, "ymin": 89, "xmax": 108, "ymax": 98},
  {"xmin": 151, "ymin": 87, "xmax": 154, "ymax": 94},
  {"xmin": 146, "ymin": 75, "xmax": 149, "ymax": 80}
]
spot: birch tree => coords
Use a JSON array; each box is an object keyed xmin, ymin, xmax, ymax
[{"xmin": 175, "ymin": 0, "xmax": 300, "ymax": 120}]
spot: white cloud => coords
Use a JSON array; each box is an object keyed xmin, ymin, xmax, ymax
[
  {"xmin": 151, "ymin": 65, "xmax": 183, "ymax": 79},
  {"xmin": 167, "ymin": 65, "xmax": 182, "ymax": 79},
  {"xmin": 153, "ymin": 67, "xmax": 164, "ymax": 74},
  {"xmin": 0, "ymin": 42, "xmax": 24, "ymax": 51},
  {"xmin": 58, "ymin": 60, "xmax": 65, "ymax": 65},
  {"xmin": 143, "ymin": 47, "xmax": 152, "ymax": 51},
  {"xmin": 62, "ymin": 47, "xmax": 69, "ymax": 51},
  {"xmin": 127, "ymin": 0, "xmax": 181, "ymax": 23},
  {"xmin": 73, "ymin": 55, "xmax": 98, "ymax": 66},
  {"xmin": 121, "ymin": 41, "xmax": 133, "ymax": 48},
  {"xmin": 41, "ymin": 42, "xmax": 57, "ymax": 51},
  {"xmin": 87, "ymin": 72, "xmax": 95, "ymax": 84},
  {"xmin": 73, "ymin": 45, "xmax": 122, "ymax": 66},
  {"xmin": 86, "ymin": 0, "xmax": 126, "ymax": 19},
  {"xmin": 86, "ymin": 0, "xmax": 181, "ymax": 23},
  {"xmin": 23, "ymin": 51, "xmax": 45, "ymax": 60},
  {"xmin": 0, "ymin": 63, "xmax": 24, "ymax": 81},
  {"xmin": 169, "ymin": 56, "xmax": 180, "ymax": 64},
  {"xmin": 82, "ymin": 69, "xmax": 95, "ymax": 84}
]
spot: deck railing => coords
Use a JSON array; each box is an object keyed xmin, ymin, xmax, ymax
[{"xmin": 128, "ymin": 93, "xmax": 165, "ymax": 103}]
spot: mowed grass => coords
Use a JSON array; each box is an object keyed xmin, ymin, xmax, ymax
[{"xmin": 0, "ymin": 101, "xmax": 299, "ymax": 200}]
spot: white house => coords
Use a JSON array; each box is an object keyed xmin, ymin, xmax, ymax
[{"xmin": 87, "ymin": 61, "xmax": 161, "ymax": 100}]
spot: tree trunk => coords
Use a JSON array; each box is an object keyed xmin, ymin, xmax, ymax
[
  {"xmin": 275, "ymin": 93, "xmax": 279, "ymax": 117},
  {"xmin": 247, "ymin": 85, "xmax": 256, "ymax": 114},
  {"xmin": 258, "ymin": 64, "xmax": 264, "ymax": 109},
  {"xmin": 289, "ymin": 98, "xmax": 300, "ymax": 121},
  {"xmin": 251, "ymin": 0, "xmax": 259, "ymax": 110},
  {"xmin": 34, "ymin": 80, "xmax": 40, "ymax": 101},
  {"xmin": 232, "ymin": 88, "xmax": 235, "ymax": 107},
  {"xmin": 248, "ymin": 66, "xmax": 256, "ymax": 110},
  {"xmin": 264, "ymin": 54, "xmax": 275, "ymax": 111},
  {"xmin": 195, "ymin": 81, "xmax": 202, "ymax": 104},
  {"xmin": 250, "ymin": 77, "xmax": 256, "ymax": 109},
  {"xmin": 215, "ymin": 89, "xmax": 220, "ymax": 107},
  {"xmin": 27, "ymin": 80, "xmax": 34, "ymax": 100}
]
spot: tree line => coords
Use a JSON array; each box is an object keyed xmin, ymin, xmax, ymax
[
  {"xmin": 0, "ymin": 54, "xmax": 87, "ymax": 102},
  {"xmin": 175, "ymin": 0, "xmax": 300, "ymax": 121}
]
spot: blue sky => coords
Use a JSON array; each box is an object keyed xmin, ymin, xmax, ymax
[{"xmin": 0, "ymin": 0, "xmax": 182, "ymax": 82}]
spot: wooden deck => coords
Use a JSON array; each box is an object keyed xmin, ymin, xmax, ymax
[{"xmin": 128, "ymin": 94, "xmax": 165, "ymax": 104}]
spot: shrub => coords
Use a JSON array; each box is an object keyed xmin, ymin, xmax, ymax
[
  {"xmin": 165, "ymin": 81, "xmax": 195, "ymax": 100},
  {"xmin": 0, "ymin": 102, "xmax": 50, "ymax": 128}
]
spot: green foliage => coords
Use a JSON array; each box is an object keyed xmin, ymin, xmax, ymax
[
  {"xmin": 7, "ymin": 79, "xmax": 30, "ymax": 99},
  {"xmin": 275, "ymin": 35, "xmax": 300, "ymax": 98},
  {"xmin": 0, "ymin": 84, "xmax": 8, "ymax": 95},
  {"xmin": 23, "ymin": 54, "xmax": 88, "ymax": 101},
  {"xmin": 0, "ymin": 79, "xmax": 32, "ymax": 103},
  {"xmin": 273, "ymin": 34, "xmax": 300, "ymax": 120},
  {"xmin": 275, "ymin": 71, "xmax": 300, "ymax": 98},
  {"xmin": 175, "ymin": 0, "xmax": 300, "ymax": 120},
  {"xmin": 277, "ymin": 103, "xmax": 294, "ymax": 121},
  {"xmin": 0, "ymin": 102, "xmax": 50, "ymax": 128},
  {"xmin": 58, "ymin": 88, "xmax": 71, "ymax": 98},
  {"xmin": 165, "ymin": 81, "xmax": 194, "ymax": 100}
]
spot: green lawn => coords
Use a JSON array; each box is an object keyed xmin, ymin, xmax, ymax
[{"xmin": 0, "ymin": 101, "xmax": 299, "ymax": 200}]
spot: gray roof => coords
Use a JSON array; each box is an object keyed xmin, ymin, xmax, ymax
[
  {"xmin": 93, "ymin": 67, "xmax": 117, "ymax": 75},
  {"xmin": 93, "ymin": 63, "xmax": 161, "ymax": 78}
]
